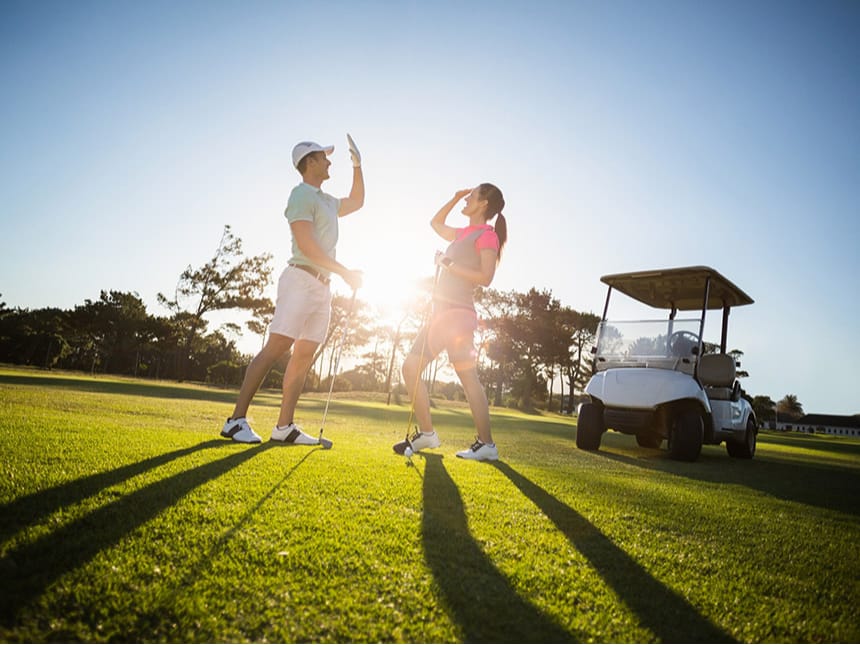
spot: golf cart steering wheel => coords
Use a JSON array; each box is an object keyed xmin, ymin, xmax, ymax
[{"xmin": 667, "ymin": 330, "xmax": 700, "ymax": 357}]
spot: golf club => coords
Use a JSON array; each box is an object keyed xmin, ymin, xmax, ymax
[{"xmin": 318, "ymin": 289, "xmax": 358, "ymax": 449}]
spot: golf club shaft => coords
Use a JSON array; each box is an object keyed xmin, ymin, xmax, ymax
[{"xmin": 320, "ymin": 289, "xmax": 358, "ymax": 437}]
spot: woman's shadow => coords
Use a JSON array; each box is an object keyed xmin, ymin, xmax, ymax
[{"xmin": 421, "ymin": 454, "xmax": 577, "ymax": 642}]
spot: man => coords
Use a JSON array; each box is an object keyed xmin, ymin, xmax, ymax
[{"xmin": 220, "ymin": 134, "xmax": 364, "ymax": 445}]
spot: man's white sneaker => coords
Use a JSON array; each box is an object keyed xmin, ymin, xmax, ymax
[
  {"xmin": 456, "ymin": 439, "xmax": 499, "ymax": 461},
  {"xmin": 271, "ymin": 423, "xmax": 320, "ymax": 445},
  {"xmin": 393, "ymin": 430, "xmax": 441, "ymax": 455},
  {"xmin": 220, "ymin": 417, "xmax": 262, "ymax": 444}
]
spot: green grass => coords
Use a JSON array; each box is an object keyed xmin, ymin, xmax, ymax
[{"xmin": 1, "ymin": 365, "xmax": 858, "ymax": 643}]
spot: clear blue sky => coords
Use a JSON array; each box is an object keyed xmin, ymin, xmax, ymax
[{"xmin": 2, "ymin": 0, "xmax": 858, "ymax": 414}]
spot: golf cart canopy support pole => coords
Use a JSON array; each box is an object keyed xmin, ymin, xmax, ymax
[
  {"xmin": 721, "ymin": 305, "xmax": 730, "ymax": 354},
  {"xmin": 698, "ymin": 276, "xmax": 710, "ymax": 356},
  {"xmin": 602, "ymin": 286, "xmax": 612, "ymax": 321}
]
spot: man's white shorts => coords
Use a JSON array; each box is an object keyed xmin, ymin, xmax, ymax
[{"xmin": 268, "ymin": 265, "xmax": 331, "ymax": 344}]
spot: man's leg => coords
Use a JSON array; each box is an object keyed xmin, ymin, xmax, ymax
[
  {"xmin": 277, "ymin": 339, "xmax": 320, "ymax": 427},
  {"xmin": 231, "ymin": 334, "xmax": 294, "ymax": 420}
]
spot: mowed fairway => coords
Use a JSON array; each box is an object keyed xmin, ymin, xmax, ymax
[{"xmin": 0, "ymin": 366, "xmax": 858, "ymax": 643}]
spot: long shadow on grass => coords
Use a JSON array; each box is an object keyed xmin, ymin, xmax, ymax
[
  {"xmin": 0, "ymin": 443, "xmax": 273, "ymax": 627},
  {"xmin": 492, "ymin": 413, "xmax": 574, "ymax": 440},
  {"xmin": 594, "ymin": 450, "xmax": 860, "ymax": 517},
  {"xmin": 0, "ymin": 439, "xmax": 224, "ymax": 545},
  {"xmin": 493, "ymin": 462, "xmax": 734, "ymax": 643},
  {"xmin": 766, "ymin": 432, "xmax": 860, "ymax": 458},
  {"xmin": 129, "ymin": 450, "xmax": 318, "ymax": 639},
  {"xmin": 421, "ymin": 454, "xmax": 577, "ymax": 643},
  {"xmin": 0, "ymin": 373, "xmax": 242, "ymax": 405}
]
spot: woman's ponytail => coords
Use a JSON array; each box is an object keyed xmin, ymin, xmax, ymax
[
  {"xmin": 494, "ymin": 212, "xmax": 507, "ymax": 260},
  {"xmin": 478, "ymin": 182, "xmax": 507, "ymax": 263}
]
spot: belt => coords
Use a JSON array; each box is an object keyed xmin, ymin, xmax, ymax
[{"xmin": 289, "ymin": 263, "xmax": 330, "ymax": 285}]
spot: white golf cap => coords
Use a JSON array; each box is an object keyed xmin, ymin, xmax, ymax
[{"xmin": 292, "ymin": 141, "xmax": 334, "ymax": 168}]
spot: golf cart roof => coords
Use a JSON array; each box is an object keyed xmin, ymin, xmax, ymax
[{"xmin": 601, "ymin": 266, "xmax": 754, "ymax": 310}]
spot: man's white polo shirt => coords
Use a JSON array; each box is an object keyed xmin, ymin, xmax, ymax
[{"xmin": 284, "ymin": 182, "xmax": 341, "ymax": 278}]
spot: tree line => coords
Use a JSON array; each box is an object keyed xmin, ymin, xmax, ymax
[
  {"xmin": 0, "ymin": 227, "xmax": 602, "ymax": 412},
  {"xmin": 0, "ymin": 226, "xmax": 804, "ymax": 415}
]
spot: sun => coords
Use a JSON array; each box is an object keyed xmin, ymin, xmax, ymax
[
  {"xmin": 350, "ymin": 261, "xmax": 434, "ymax": 328},
  {"xmin": 335, "ymin": 226, "xmax": 441, "ymax": 327}
]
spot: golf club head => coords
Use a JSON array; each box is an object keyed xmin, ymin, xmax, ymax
[
  {"xmin": 319, "ymin": 436, "xmax": 333, "ymax": 450},
  {"xmin": 393, "ymin": 437, "xmax": 413, "ymax": 456}
]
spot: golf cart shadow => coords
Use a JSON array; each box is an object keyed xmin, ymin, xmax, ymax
[{"xmin": 589, "ymin": 445, "xmax": 859, "ymax": 517}]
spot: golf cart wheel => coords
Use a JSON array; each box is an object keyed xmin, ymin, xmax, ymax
[
  {"xmin": 636, "ymin": 433, "xmax": 662, "ymax": 449},
  {"xmin": 576, "ymin": 403, "xmax": 605, "ymax": 451},
  {"xmin": 668, "ymin": 407, "xmax": 703, "ymax": 462},
  {"xmin": 727, "ymin": 418, "xmax": 757, "ymax": 459}
]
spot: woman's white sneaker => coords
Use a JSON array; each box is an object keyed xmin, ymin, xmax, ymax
[
  {"xmin": 220, "ymin": 417, "xmax": 262, "ymax": 444},
  {"xmin": 456, "ymin": 439, "xmax": 499, "ymax": 461},
  {"xmin": 393, "ymin": 430, "xmax": 441, "ymax": 455}
]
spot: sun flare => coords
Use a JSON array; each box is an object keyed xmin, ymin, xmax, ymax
[
  {"xmin": 349, "ymin": 263, "xmax": 434, "ymax": 328},
  {"xmin": 336, "ymin": 231, "xmax": 441, "ymax": 328}
]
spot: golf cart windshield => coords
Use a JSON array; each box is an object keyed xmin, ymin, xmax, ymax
[
  {"xmin": 595, "ymin": 267, "xmax": 753, "ymax": 365},
  {"xmin": 596, "ymin": 318, "xmax": 702, "ymax": 364}
]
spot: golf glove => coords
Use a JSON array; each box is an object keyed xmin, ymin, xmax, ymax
[{"xmin": 347, "ymin": 133, "xmax": 361, "ymax": 167}]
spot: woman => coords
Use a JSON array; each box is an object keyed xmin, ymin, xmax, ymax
[{"xmin": 394, "ymin": 183, "xmax": 507, "ymax": 461}]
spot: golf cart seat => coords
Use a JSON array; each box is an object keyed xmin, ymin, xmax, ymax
[{"xmin": 698, "ymin": 353, "xmax": 737, "ymax": 401}]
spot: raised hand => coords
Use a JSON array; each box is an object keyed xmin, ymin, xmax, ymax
[{"xmin": 347, "ymin": 133, "xmax": 361, "ymax": 167}]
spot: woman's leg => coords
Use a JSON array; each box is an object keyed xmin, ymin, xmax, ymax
[
  {"xmin": 402, "ymin": 350, "xmax": 434, "ymax": 433},
  {"xmin": 441, "ymin": 308, "xmax": 493, "ymax": 445},
  {"xmin": 455, "ymin": 364, "xmax": 493, "ymax": 445}
]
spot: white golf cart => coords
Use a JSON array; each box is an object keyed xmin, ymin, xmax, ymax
[{"xmin": 577, "ymin": 266, "xmax": 757, "ymax": 461}]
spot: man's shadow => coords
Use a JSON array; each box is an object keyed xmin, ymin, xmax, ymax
[
  {"xmin": 492, "ymin": 462, "xmax": 734, "ymax": 643},
  {"xmin": 0, "ymin": 442, "xmax": 273, "ymax": 627},
  {"xmin": 421, "ymin": 454, "xmax": 577, "ymax": 643},
  {"xmin": 126, "ymin": 449, "xmax": 320, "ymax": 635},
  {"xmin": 0, "ymin": 439, "xmax": 224, "ymax": 545}
]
